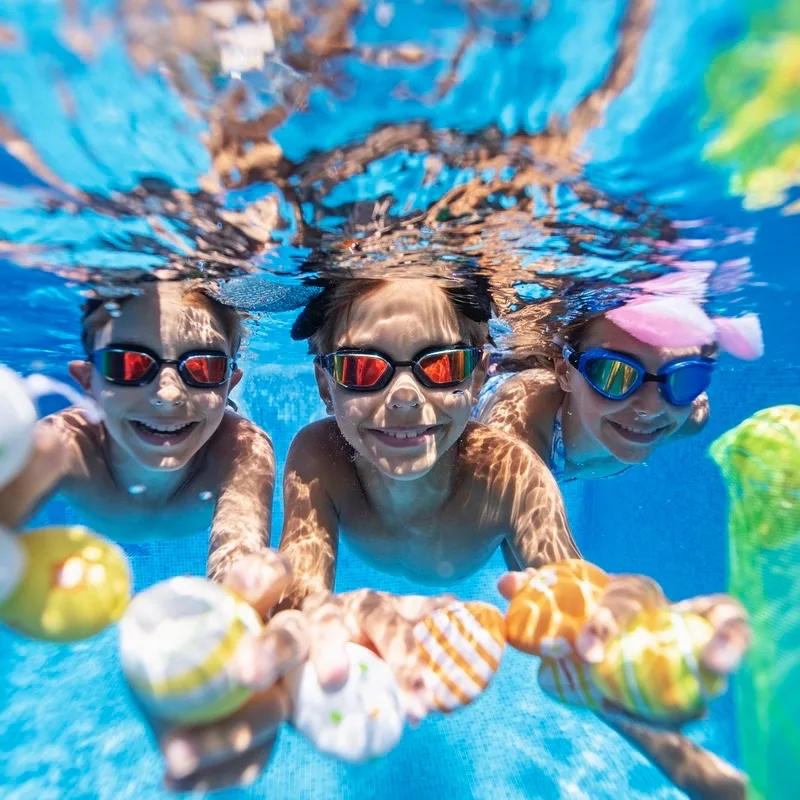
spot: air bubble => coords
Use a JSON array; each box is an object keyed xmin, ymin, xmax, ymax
[
  {"xmin": 199, "ymin": 491, "xmax": 214, "ymax": 501},
  {"xmin": 128, "ymin": 484, "xmax": 146, "ymax": 495},
  {"xmin": 104, "ymin": 301, "xmax": 122, "ymax": 318}
]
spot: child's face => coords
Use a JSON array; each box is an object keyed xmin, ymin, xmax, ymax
[
  {"xmin": 556, "ymin": 316, "xmax": 702, "ymax": 464},
  {"xmin": 316, "ymin": 280, "xmax": 488, "ymax": 480},
  {"xmin": 71, "ymin": 284, "xmax": 242, "ymax": 472}
]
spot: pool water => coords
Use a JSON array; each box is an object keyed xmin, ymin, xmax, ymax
[{"xmin": 1, "ymin": 0, "xmax": 799, "ymax": 798}]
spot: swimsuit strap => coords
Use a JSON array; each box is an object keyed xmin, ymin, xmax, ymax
[{"xmin": 549, "ymin": 405, "xmax": 567, "ymax": 481}]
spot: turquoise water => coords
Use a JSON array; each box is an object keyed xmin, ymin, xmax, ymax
[{"xmin": 1, "ymin": 0, "xmax": 799, "ymax": 797}]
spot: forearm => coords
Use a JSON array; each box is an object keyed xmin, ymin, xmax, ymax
[
  {"xmin": 674, "ymin": 393, "xmax": 710, "ymax": 441},
  {"xmin": 207, "ymin": 512, "xmax": 271, "ymax": 584},
  {"xmin": 277, "ymin": 530, "xmax": 336, "ymax": 611},
  {"xmin": 606, "ymin": 716, "xmax": 745, "ymax": 800}
]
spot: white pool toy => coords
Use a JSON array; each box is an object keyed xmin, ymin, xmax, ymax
[
  {"xmin": 119, "ymin": 576, "xmax": 262, "ymax": 724},
  {"xmin": 0, "ymin": 365, "xmax": 38, "ymax": 488},
  {"xmin": 0, "ymin": 363, "xmax": 101, "ymax": 489},
  {"xmin": 286, "ymin": 643, "xmax": 406, "ymax": 763}
]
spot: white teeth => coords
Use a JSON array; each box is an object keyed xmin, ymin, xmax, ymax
[
  {"xmin": 615, "ymin": 423, "xmax": 661, "ymax": 435},
  {"xmin": 134, "ymin": 421, "xmax": 194, "ymax": 434},
  {"xmin": 381, "ymin": 427, "xmax": 430, "ymax": 439}
]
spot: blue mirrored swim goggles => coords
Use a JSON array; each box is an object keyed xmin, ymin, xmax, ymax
[{"xmin": 562, "ymin": 344, "xmax": 715, "ymax": 406}]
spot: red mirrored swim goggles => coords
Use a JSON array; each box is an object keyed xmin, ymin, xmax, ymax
[
  {"xmin": 90, "ymin": 345, "xmax": 236, "ymax": 388},
  {"xmin": 316, "ymin": 345, "xmax": 483, "ymax": 391}
]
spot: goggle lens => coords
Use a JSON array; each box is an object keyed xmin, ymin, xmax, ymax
[
  {"xmin": 584, "ymin": 356, "xmax": 640, "ymax": 397},
  {"xmin": 96, "ymin": 349, "xmax": 157, "ymax": 384},
  {"xmin": 182, "ymin": 354, "xmax": 231, "ymax": 387},
  {"xmin": 417, "ymin": 349, "xmax": 479, "ymax": 386},
  {"xmin": 331, "ymin": 354, "xmax": 391, "ymax": 389},
  {"xmin": 666, "ymin": 363, "xmax": 712, "ymax": 406}
]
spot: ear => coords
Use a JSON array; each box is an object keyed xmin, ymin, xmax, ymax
[
  {"xmin": 228, "ymin": 367, "xmax": 243, "ymax": 393},
  {"xmin": 68, "ymin": 360, "xmax": 94, "ymax": 394},
  {"xmin": 314, "ymin": 362, "xmax": 334, "ymax": 415},
  {"xmin": 554, "ymin": 354, "xmax": 572, "ymax": 393}
]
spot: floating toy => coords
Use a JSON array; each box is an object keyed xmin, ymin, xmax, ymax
[
  {"xmin": 0, "ymin": 364, "xmax": 130, "ymax": 643},
  {"xmin": 702, "ymin": 1, "xmax": 800, "ymax": 214},
  {"xmin": 590, "ymin": 608, "xmax": 726, "ymax": 722},
  {"xmin": 0, "ymin": 365, "xmax": 39, "ymax": 487},
  {"xmin": 505, "ymin": 559, "xmax": 609, "ymax": 659},
  {"xmin": 504, "ymin": 560, "xmax": 729, "ymax": 724},
  {"xmin": 287, "ymin": 642, "xmax": 406, "ymax": 764},
  {"xmin": 0, "ymin": 525, "xmax": 130, "ymax": 642},
  {"xmin": 537, "ymin": 656, "xmax": 604, "ymax": 711},
  {"xmin": 413, "ymin": 600, "xmax": 505, "ymax": 712},
  {"xmin": 118, "ymin": 576, "xmax": 262, "ymax": 725},
  {"xmin": 710, "ymin": 405, "xmax": 800, "ymax": 800}
]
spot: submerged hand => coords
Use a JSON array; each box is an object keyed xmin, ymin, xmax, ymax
[
  {"xmin": 153, "ymin": 550, "xmax": 309, "ymax": 792},
  {"xmin": 155, "ymin": 552, "xmax": 454, "ymax": 791}
]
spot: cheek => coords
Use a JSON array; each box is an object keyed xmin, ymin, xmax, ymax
[{"xmin": 332, "ymin": 391, "xmax": 375, "ymax": 428}]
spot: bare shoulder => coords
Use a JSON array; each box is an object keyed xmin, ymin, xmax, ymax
[
  {"xmin": 286, "ymin": 418, "xmax": 352, "ymax": 472},
  {"xmin": 40, "ymin": 408, "xmax": 104, "ymax": 477},
  {"xmin": 458, "ymin": 422, "xmax": 553, "ymax": 489},
  {"xmin": 479, "ymin": 368, "xmax": 564, "ymax": 458},
  {"xmin": 210, "ymin": 411, "xmax": 275, "ymax": 459}
]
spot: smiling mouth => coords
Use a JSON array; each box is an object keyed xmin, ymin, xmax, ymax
[
  {"xmin": 129, "ymin": 420, "xmax": 199, "ymax": 447},
  {"xmin": 368, "ymin": 425, "xmax": 443, "ymax": 448},
  {"xmin": 607, "ymin": 420, "xmax": 670, "ymax": 444}
]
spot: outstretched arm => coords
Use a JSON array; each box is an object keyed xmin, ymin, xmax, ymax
[
  {"xmin": 277, "ymin": 424, "xmax": 341, "ymax": 610},
  {"xmin": 206, "ymin": 416, "xmax": 277, "ymax": 584}
]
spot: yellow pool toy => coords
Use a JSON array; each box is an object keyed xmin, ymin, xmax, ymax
[
  {"xmin": 0, "ymin": 525, "xmax": 132, "ymax": 642},
  {"xmin": 590, "ymin": 608, "xmax": 726, "ymax": 723},
  {"xmin": 119, "ymin": 576, "xmax": 263, "ymax": 725}
]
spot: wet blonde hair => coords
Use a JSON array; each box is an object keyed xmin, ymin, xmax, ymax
[{"xmin": 80, "ymin": 281, "xmax": 246, "ymax": 356}]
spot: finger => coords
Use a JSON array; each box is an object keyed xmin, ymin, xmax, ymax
[
  {"xmin": 673, "ymin": 594, "xmax": 750, "ymax": 675},
  {"xmin": 391, "ymin": 593, "xmax": 458, "ymax": 623},
  {"xmin": 0, "ymin": 425, "xmax": 70, "ymax": 527},
  {"xmin": 230, "ymin": 609, "xmax": 311, "ymax": 689},
  {"xmin": 304, "ymin": 594, "xmax": 351, "ymax": 689},
  {"xmin": 496, "ymin": 569, "xmax": 536, "ymax": 600},
  {"xmin": 352, "ymin": 592, "xmax": 426, "ymax": 703},
  {"xmin": 165, "ymin": 736, "xmax": 275, "ymax": 793},
  {"xmin": 577, "ymin": 575, "xmax": 666, "ymax": 664},
  {"xmin": 161, "ymin": 684, "xmax": 290, "ymax": 780},
  {"xmin": 224, "ymin": 550, "xmax": 293, "ymax": 618}
]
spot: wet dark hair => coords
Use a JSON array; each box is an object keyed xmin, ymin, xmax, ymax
[{"xmin": 290, "ymin": 274, "xmax": 495, "ymax": 354}]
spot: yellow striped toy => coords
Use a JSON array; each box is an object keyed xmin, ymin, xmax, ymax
[
  {"xmin": 537, "ymin": 656, "xmax": 605, "ymax": 711},
  {"xmin": 413, "ymin": 600, "xmax": 505, "ymax": 712},
  {"xmin": 118, "ymin": 576, "xmax": 262, "ymax": 724},
  {"xmin": 590, "ymin": 608, "xmax": 727, "ymax": 723},
  {"xmin": 505, "ymin": 559, "xmax": 609, "ymax": 659},
  {"xmin": 0, "ymin": 525, "xmax": 131, "ymax": 642}
]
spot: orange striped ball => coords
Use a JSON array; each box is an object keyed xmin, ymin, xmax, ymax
[
  {"xmin": 413, "ymin": 601, "xmax": 505, "ymax": 713},
  {"xmin": 505, "ymin": 559, "xmax": 609, "ymax": 659}
]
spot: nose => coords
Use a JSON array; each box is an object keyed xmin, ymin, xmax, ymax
[
  {"xmin": 150, "ymin": 367, "xmax": 186, "ymax": 408},
  {"xmin": 385, "ymin": 371, "xmax": 425, "ymax": 410},
  {"xmin": 628, "ymin": 380, "xmax": 665, "ymax": 418}
]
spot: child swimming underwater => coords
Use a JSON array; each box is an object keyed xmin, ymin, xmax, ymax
[
  {"xmin": 476, "ymin": 311, "xmax": 715, "ymax": 482},
  {"xmin": 0, "ymin": 280, "xmax": 274, "ymax": 584}
]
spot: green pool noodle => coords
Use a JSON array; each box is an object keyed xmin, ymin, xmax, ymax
[{"xmin": 709, "ymin": 405, "xmax": 800, "ymax": 800}]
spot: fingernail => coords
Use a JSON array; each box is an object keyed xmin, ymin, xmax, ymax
[
  {"xmin": 165, "ymin": 739, "xmax": 198, "ymax": 780},
  {"xmin": 578, "ymin": 632, "xmax": 605, "ymax": 664}
]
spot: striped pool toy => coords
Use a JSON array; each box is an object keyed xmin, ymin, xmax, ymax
[
  {"xmin": 505, "ymin": 559, "xmax": 610, "ymax": 659},
  {"xmin": 590, "ymin": 608, "xmax": 727, "ymax": 722},
  {"xmin": 0, "ymin": 525, "xmax": 131, "ymax": 642},
  {"xmin": 413, "ymin": 601, "xmax": 505, "ymax": 712},
  {"xmin": 537, "ymin": 656, "xmax": 605, "ymax": 711},
  {"xmin": 119, "ymin": 576, "xmax": 262, "ymax": 724}
]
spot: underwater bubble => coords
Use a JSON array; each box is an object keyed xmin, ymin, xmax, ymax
[
  {"xmin": 128, "ymin": 484, "xmax": 146, "ymax": 495},
  {"xmin": 199, "ymin": 491, "xmax": 214, "ymax": 501},
  {"xmin": 104, "ymin": 301, "xmax": 122, "ymax": 318},
  {"xmin": 29, "ymin": 359, "xmax": 47, "ymax": 372}
]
